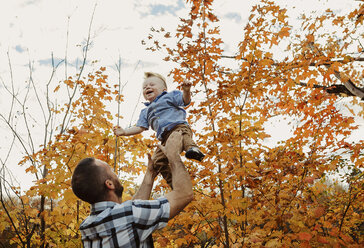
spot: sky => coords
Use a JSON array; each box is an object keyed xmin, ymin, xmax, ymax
[{"xmin": 0, "ymin": 0, "xmax": 362, "ymax": 191}]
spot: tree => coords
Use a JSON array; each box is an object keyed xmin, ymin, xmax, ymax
[
  {"xmin": 145, "ymin": 0, "xmax": 363, "ymax": 247},
  {"xmin": 0, "ymin": 0, "xmax": 362, "ymax": 247},
  {"xmin": 0, "ymin": 7, "xmax": 153, "ymax": 246},
  {"xmin": 0, "ymin": 63, "xmax": 154, "ymax": 247}
]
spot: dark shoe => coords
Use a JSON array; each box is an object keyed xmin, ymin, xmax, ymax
[{"xmin": 185, "ymin": 147, "xmax": 205, "ymax": 161}]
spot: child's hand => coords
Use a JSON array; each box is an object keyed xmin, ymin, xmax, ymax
[
  {"xmin": 113, "ymin": 126, "xmax": 126, "ymax": 136},
  {"xmin": 182, "ymin": 80, "xmax": 192, "ymax": 92}
]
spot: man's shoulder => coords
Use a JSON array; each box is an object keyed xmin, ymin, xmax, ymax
[
  {"xmin": 80, "ymin": 198, "xmax": 170, "ymax": 243},
  {"xmin": 80, "ymin": 201, "xmax": 134, "ymax": 231},
  {"xmin": 110, "ymin": 197, "xmax": 169, "ymax": 210},
  {"xmin": 131, "ymin": 197, "xmax": 170, "ymax": 228},
  {"xmin": 132, "ymin": 197, "xmax": 169, "ymax": 207}
]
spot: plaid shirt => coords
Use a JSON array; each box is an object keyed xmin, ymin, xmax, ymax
[{"xmin": 80, "ymin": 197, "xmax": 170, "ymax": 248}]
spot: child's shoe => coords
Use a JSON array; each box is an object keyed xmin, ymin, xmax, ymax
[{"xmin": 185, "ymin": 147, "xmax": 205, "ymax": 161}]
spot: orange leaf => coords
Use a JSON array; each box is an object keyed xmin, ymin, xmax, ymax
[
  {"xmin": 304, "ymin": 176, "xmax": 314, "ymax": 184},
  {"xmin": 298, "ymin": 232, "xmax": 312, "ymax": 241},
  {"xmin": 54, "ymin": 85, "xmax": 60, "ymax": 92},
  {"xmin": 175, "ymin": 238, "xmax": 187, "ymax": 246},
  {"xmin": 314, "ymin": 206, "xmax": 325, "ymax": 218},
  {"xmin": 317, "ymin": 236, "xmax": 329, "ymax": 244}
]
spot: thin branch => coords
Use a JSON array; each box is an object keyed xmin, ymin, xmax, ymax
[
  {"xmin": 60, "ymin": 3, "xmax": 97, "ymax": 134},
  {"xmin": 339, "ymin": 185, "xmax": 359, "ymax": 232},
  {"xmin": 221, "ymin": 53, "xmax": 364, "ymax": 65},
  {"xmin": 114, "ymin": 58, "xmax": 140, "ymax": 170},
  {"xmin": 307, "ymin": 42, "xmax": 364, "ymax": 99},
  {"xmin": 0, "ymin": 134, "xmax": 16, "ymax": 170},
  {"xmin": 194, "ymin": 205, "xmax": 224, "ymax": 245},
  {"xmin": 126, "ymin": 60, "xmax": 142, "ymax": 127},
  {"xmin": 114, "ymin": 56, "xmax": 122, "ymax": 171},
  {"xmin": 0, "ymin": 190, "xmax": 26, "ymax": 247},
  {"xmin": 28, "ymin": 56, "xmax": 47, "ymax": 123},
  {"xmin": 44, "ymin": 54, "xmax": 63, "ymax": 146},
  {"xmin": 21, "ymin": 80, "xmax": 36, "ymax": 156},
  {"xmin": 0, "ymin": 113, "xmax": 39, "ymax": 180},
  {"xmin": 6, "ymin": 51, "xmax": 16, "ymax": 123},
  {"xmin": 65, "ymin": 16, "xmax": 70, "ymax": 91}
]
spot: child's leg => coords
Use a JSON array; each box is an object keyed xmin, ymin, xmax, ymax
[
  {"xmin": 173, "ymin": 125, "xmax": 205, "ymax": 161},
  {"xmin": 173, "ymin": 125, "xmax": 196, "ymax": 151},
  {"xmin": 152, "ymin": 125, "xmax": 190, "ymax": 188},
  {"xmin": 152, "ymin": 145, "xmax": 173, "ymax": 188}
]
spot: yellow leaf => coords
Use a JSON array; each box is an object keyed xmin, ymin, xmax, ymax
[
  {"xmin": 265, "ymin": 238, "xmax": 281, "ymax": 248},
  {"xmin": 174, "ymin": 238, "xmax": 187, "ymax": 246}
]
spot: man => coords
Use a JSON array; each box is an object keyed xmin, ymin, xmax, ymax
[{"xmin": 71, "ymin": 131, "xmax": 194, "ymax": 247}]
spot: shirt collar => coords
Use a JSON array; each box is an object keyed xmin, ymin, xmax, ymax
[
  {"xmin": 90, "ymin": 201, "xmax": 117, "ymax": 215},
  {"xmin": 143, "ymin": 91, "xmax": 167, "ymax": 106}
]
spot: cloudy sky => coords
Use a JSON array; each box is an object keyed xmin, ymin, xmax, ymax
[
  {"xmin": 1, "ymin": 0, "xmax": 355, "ymax": 79},
  {"xmin": 0, "ymin": 0, "xmax": 361, "ymax": 190}
]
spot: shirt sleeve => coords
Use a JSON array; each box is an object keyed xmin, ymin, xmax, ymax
[
  {"xmin": 170, "ymin": 90, "xmax": 188, "ymax": 107},
  {"xmin": 132, "ymin": 197, "xmax": 170, "ymax": 242},
  {"xmin": 136, "ymin": 108, "xmax": 149, "ymax": 129}
]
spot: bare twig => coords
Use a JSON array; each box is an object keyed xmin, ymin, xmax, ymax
[
  {"xmin": 60, "ymin": 3, "xmax": 98, "ymax": 134},
  {"xmin": 6, "ymin": 51, "xmax": 16, "ymax": 123}
]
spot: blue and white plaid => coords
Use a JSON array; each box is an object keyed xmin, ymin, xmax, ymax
[{"xmin": 80, "ymin": 197, "xmax": 170, "ymax": 248}]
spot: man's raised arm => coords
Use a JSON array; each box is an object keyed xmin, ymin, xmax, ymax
[
  {"xmin": 159, "ymin": 131, "xmax": 194, "ymax": 219},
  {"xmin": 133, "ymin": 154, "xmax": 158, "ymax": 200}
]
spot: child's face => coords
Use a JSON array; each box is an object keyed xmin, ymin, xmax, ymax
[{"xmin": 143, "ymin": 76, "xmax": 166, "ymax": 102}]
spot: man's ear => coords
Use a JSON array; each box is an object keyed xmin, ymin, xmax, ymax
[{"xmin": 105, "ymin": 179, "xmax": 115, "ymax": 190}]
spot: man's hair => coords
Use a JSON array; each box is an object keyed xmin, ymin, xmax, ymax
[
  {"xmin": 144, "ymin": 72, "xmax": 167, "ymax": 89},
  {"xmin": 71, "ymin": 157, "xmax": 109, "ymax": 204}
]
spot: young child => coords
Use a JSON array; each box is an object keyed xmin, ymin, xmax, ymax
[{"xmin": 113, "ymin": 72, "xmax": 204, "ymax": 187}]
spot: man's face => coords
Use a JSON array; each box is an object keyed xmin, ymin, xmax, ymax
[
  {"xmin": 95, "ymin": 159, "xmax": 124, "ymax": 199},
  {"xmin": 142, "ymin": 76, "xmax": 166, "ymax": 102}
]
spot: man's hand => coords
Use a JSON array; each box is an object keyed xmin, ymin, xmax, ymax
[
  {"xmin": 158, "ymin": 131, "xmax": 183, "ymax": 161},
  {"xmin": 160, "ymin": 131, "xmax": 194, "ymax": 219},
  {"xmin": 147, "ymin": 153, "xmax": 159, "ymax": 180},
  {"xmin": 113, "ymin": 126, "xmax": 126, "ymax": 136},
  {"xmin": 133, "ymin": 154, "xmax": 158, "ymax": 200}
]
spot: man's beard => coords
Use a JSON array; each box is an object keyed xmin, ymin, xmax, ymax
[{"xmin": 114, "ymin": 179, "xmax": 124, "ymax": 198}]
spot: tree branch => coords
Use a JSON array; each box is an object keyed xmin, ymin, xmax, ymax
[{"xmin": 307, "ymin": 42, "xmax": 364, "ymax": 99}]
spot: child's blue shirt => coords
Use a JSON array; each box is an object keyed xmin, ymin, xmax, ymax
[{"xmin": 136, "ymin": 90, "xmax": 188, "ymax": 140}]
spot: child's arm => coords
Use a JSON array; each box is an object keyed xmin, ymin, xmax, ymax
[
  {"xmin": 182, "ymin": 80, "xmax": 192, "ymax": 105},
  {"xmin": 113, "ymin": 125, "xmax": 146, "ymax": 136}
]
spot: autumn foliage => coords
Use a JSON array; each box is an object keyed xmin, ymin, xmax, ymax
[{"xmin": 1, "ymin": 0, "xmax": 363, "ymax": 247}]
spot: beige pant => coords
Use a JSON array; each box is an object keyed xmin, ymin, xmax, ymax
[{"xmin": 152, "ymin": 124, "xmax": 196, "ymax": 187}]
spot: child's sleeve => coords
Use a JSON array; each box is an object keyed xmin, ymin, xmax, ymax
[
  {"xmin": 136, "ymin": 109, "xmax": 149, "ymax": 129},
  {"xmin": 171, "ymin": 90, "xmax": 188, "ymax": 107}
]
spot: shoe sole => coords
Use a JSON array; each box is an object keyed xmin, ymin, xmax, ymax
[{"xmin": 185, "ymin": 151, "xmax": 205, "ymax": 162}]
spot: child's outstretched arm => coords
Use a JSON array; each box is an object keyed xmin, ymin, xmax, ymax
[
  {"xmin": 113, "ymin": 125, "xmax": 146, "ymax": 136},
  {"xmin": 182, "ymin": 80, "xmax": 192, "ymax": 105}
]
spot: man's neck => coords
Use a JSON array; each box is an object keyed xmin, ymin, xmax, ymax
[{"xmin": 105, "ymin": 192, "xmax": 122, "ymax": 204}]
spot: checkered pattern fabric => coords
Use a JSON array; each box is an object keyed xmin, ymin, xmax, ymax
[{"xmin": 80, "ymin": 197, "xmax": 170, "ymax": 248}]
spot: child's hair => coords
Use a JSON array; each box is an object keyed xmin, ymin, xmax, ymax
[{"xmin": 144, "ymin": 72, "xmax": 167, "ymax": 89}]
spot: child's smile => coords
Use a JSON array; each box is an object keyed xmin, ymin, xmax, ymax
[
  {"xmin": 143, "ymin": 76, "xmax": 167, "ymax": 102},
  {"xmin": 145, "ymin": 89, "xmax": 154, "ymax": 96}
]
